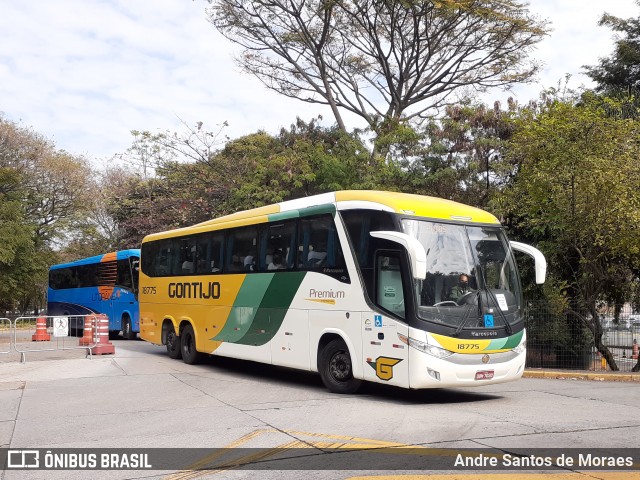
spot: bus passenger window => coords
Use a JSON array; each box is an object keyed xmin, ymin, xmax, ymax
[
  {"xmin": 259, "ymin": 221, "xmax": 296, "ymax": 271},
  {"xmin": 297, "ymin": 215, "xmax": 345, "ymax": 271},
  {"xmin": 226, "ymin": 227, "xmax": 258, "ymax": 273}
]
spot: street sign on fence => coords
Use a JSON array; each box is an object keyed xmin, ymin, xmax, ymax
[{"xmin": 53, "ymin": 317, "xmax": 69, "ymax": 337}]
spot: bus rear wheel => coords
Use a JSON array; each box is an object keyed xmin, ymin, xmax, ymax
[
  {"xmin": 166, "ymin": 326, "xmax": 182, "ymax": 359},
  {"xmin": 318, "ymin": 338, "xmax": 362, "ymax": 394},
  {"xmin": 181, "ymin": 324, "xmax": 202, "ymax": 365}
]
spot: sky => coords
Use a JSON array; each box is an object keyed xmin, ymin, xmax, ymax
[{"xmin": 1, "ymin": 0, "xmax": 639, "ymax": 166}]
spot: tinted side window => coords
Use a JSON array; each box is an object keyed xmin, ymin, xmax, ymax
[
  {"xmin": 196, "ymin": 232, "xmax": 224, "ymax": 274},
  {"xmin": 76, "ymin": 263, "xmax": 99, "ymax": 288},
  {"xmin": 49, "ymin": 267, "xmax": 75, "ymax": 290},
  {"xmin": 141, "ymin": 238, "xmax": 180, "ymax": 277},
  {"xmin": 96, "ymin": 261, "xmax": 117, "ymax": 287},
  {"xmin": 260, "ymin": 221, "xmax": 296, "ymax": 271},
  {"xmin": 226, "ymin": 227, "xmax": 258, "ymax": 272},
  {"xmin": 116, "ymin": 259, "xmax": 133, "ymax": 290},
  {"xmin": 178, "ymin": 237, "xmax": 197, "ymax": 274},
  {"xmin": 341, "ymin": 210, "xmax": 397, "ymax": 268},
  {"xmin": 298, "ymin": 215, "xmax": 348, "ymax": 282}
]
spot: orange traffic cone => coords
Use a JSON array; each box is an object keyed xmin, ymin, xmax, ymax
[
  {"xmin": 78, "ymin": 316, "xmax": 94, "ymax": 346},
  {"xmin": 32, "ymin": 316, "xmax": 51, "ymax": 341},
  {"xmin": 90, "ymin": 314, "xmax": 115, "ymax": 355}
]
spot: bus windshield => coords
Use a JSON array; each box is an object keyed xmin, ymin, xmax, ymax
[{"xmin": 402, "ymin": 219, "xmax": 523, "ymax": 330}]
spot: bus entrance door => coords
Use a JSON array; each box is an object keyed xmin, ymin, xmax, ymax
[
  {"xmin": 362, "ymin": 250, "xmax": 410, "ymax": 386},
  {"xmin": 362, "ymin": 313, "xmax": 409, "ymax": 386}
]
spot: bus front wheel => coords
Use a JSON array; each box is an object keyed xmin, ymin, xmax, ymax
[
  {"xmin": 181, "ymin": 324, "xmax": 202, "ymax": 365},
  {"xmin": 318, "ymin": 338, "xmax": 362, "ymax": 394},
  {"xmin": 166, "ymin": 326, "xmax": 182, "ymax": 359}
]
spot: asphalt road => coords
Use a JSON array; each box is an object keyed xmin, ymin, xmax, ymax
[{"xmin": 0, "ymin": 339, "xmax": 639, "ymax": 480}]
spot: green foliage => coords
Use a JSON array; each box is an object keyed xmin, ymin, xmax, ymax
[
  {"xmin": 584, "ymin": 3, "xmax": 640, "ymax": 90},
  {"xmin": 0, "ymin": 117, "xmax": 97, "ymax": 312},
  {"xmin": 382, "ymin": 100, "xmax": 518, "ymax": 208},
  {"xmin": 497, "ymin": 93, "xmax": 640, "ymax": 311},
  {"xmin": 108, "ymin": 118, "xmax": 391, "ymax": 246}
]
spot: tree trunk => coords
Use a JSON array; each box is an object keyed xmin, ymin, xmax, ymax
[{"xmin": 587, "ymin": 306, "xmax": 619, "ymax": 371}]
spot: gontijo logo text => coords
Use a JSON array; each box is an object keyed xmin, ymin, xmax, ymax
[{"xmin": 168, "ymin": 281, "xmax": 220, "ymax": 299}]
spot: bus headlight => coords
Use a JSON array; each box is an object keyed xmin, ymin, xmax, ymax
[
  {"xmin": 398, "ymin": 333, "xmax": 454, "ymax": 359},
  {"xmin": 512, "ymin": 339, "xmax": 526, "ymax": 355}
]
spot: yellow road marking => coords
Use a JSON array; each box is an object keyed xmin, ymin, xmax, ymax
[
  {"xmin": 347, "ymin": 475, "xmax": 640, "ymax": 480},
  {"xmin": 163, "ymin": 429, "xmax": 640, "ymax": 479},
  {"xmin": 162, "ymin": 428, "xmax": 271, "ymax": 480}
]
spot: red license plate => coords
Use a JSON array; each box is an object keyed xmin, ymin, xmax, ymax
[{"xmin": 475, "ymin": 370, "xmax": 494, "ymax": 380}]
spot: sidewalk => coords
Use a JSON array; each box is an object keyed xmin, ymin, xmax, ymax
[{"xmin": 523, "ymin": 368, "xmax": 640, "ymax": 382}]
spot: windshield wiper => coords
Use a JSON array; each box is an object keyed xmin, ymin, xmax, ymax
[{"xmin": 452, "ymin": 290, "xmax": 481, "ymax": 337}]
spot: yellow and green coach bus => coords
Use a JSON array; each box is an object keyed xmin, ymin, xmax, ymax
[{"xmin": 139, "ymin": 190, "xmax": 545, "ymax": 393}]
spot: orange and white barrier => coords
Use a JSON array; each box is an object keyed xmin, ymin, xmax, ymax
[
  {"xmin": 31, "ymin": 316, "xmax": 51, "ymax": 342},
  {"xmin": 90, "ymin": 314, "xmax": 115, "ymax": 355},
  {"xmin": 78, "ymin": 316, "xmax": 94, "ymax": 346}
]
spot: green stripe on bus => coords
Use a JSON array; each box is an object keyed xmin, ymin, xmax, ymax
[
  {"xmin": 268, "ymin": 210, "xmax": 300, "ymax": 222},
  {"xmin": 488, "ymin": 330, "xmax": 523, "ymax": 350},
  {"xmin": 235, "ymin": 271, "xmax": 307, "ymax": 346},
  {"xmin": 298, "ymin": 204, "xmax": 336, "ymax": 217},
  {"xmin": 211, "ymin": 274, "xmax": 274, "ymax": 343}
]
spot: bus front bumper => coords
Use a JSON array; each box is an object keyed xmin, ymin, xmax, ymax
[{"xmin": 408, "ymin": 348, "xmax": 526, "ymax": 389}]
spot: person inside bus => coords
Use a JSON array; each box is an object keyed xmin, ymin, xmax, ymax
[
  {"xmin": 181, "ymin": 258, "xmax": 194, "ymax": 273},
  {"xmin": 228, "ymin": 255, "xmax": 244, "ymax": 272},
  {"xmin": 307, "ymin": 241, "xmax": 327, "ymax": 267},
  {"xmin": 268, "ymin": 252, "xmax": 285, "ymax": 270},
  {"xmin": 181, "ymin": 246, "xmax": 195, "ymax": 273},
  {"xmin": 244, "ymin": 252, "xmax": 256, "ymax": 271},
  {"xmin": 447, "ymin": 274, "xmax": 474, "ymax": 301}
]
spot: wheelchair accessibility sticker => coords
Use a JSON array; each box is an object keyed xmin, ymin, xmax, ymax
[
  {"xmin": 374, "ymin": 315, "xmax": 383, "ymax": 328},
  {"xmin": 484, "ymin": 314, "xmax": 494, "ymax": 328}
]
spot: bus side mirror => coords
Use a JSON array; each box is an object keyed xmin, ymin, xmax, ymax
[
  {"xmin": 370, "ymin": 231, "xmax": 427, "ymax": 280},
  {"xmin": 510, "ymin": 241, "xmax": 547, "ymax": 284}
]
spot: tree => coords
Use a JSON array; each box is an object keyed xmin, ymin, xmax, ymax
[
  {"xmin": 0, "ymin": 116, "xmax": 95, "ymax": 312},
  {"xmin": 0, "ymin": 167, "xmax": 42, "ymax": 312},
  {"xmin": 584, "ymin": 1, "xmax": 640, "ymax": 91},
  {"xmin": 109, "ymin": 118, "xmax": 393, "ymax": 244},
  {"xmin": 496, "ymin": 93, "xmax": 640, "ymax": 370},
  {"xmin": 208, "ymin": 0, "xmax": 548, "ymax": 146},
  {"xmin": 396, "ymin": 99, "xmax": 517, "ymax": 207}
]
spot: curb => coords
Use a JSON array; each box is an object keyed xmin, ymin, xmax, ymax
[{"xmin": 523, "ymin": 369, "xmax": 640, "ymax": 382}]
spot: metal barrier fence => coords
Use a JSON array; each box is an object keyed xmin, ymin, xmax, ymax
[
  {"xmin": 525, "ymin": 303, "xmax": 640, "ymax": 373},
  {"xmin": 1, "ymin": 315, "xmax": 98, "ymax": 363},
  {"xmin": 0, "ymin": 318, "xmax": 11, "ymax": 355}
]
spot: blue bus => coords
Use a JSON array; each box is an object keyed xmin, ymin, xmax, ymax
[{"xmin": 47, "ymin": 249, "xmax": 140, "ymax": 339}]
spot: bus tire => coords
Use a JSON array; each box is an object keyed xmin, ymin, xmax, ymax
[
  {"xmin": 166, "ymin": 326, "xmax": 182, "ymax": 359},
  {"xmin": 122, "ymin": 316, "xmax": 136, "ymax": 340},
  {"xmin": 181, "ymin": 324, "xmax": 202, "ymax": 365},
  {"xmin": 318, "ymin": 338, "xmax": 362, "ymax": 394}
]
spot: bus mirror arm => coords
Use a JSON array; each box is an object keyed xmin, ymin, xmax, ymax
[
  {"xmin": 370, "ymin": 231, "xmax": 427, "ymax": 280},
  {"xmin": 510, "ymin": 241, "xmax": 547, "ymax": 284}
]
